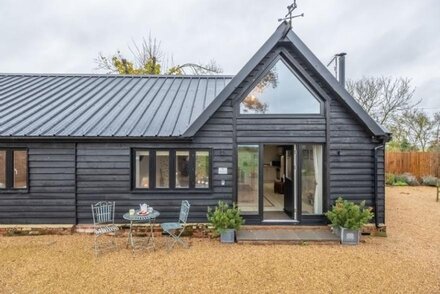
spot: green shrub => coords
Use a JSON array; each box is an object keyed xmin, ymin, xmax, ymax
[
  {"xmin": 385, "ymin": 173, "xmax": 396, "ymax": 185},
  {"xmin": 207, "ymin": 201, "xmax": 244, "ymax": 234},
  {"xmin": 393, "ymin": 180, "xmax": 408, "ymax": 186},
  {"xmin": 394, "ymin": 173, "xmax": 419, "ymax": 186},
  {"xmin": 421, "ymin": 175, "xmax": 439, "ymax": 187},
  {"xmin": 325, "ymin": 197, "xmax": 374, "ymax": 230}
]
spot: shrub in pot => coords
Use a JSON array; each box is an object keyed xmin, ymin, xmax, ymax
[
  {"xmin": 207, "ymin": 201, "xmax": 244, "ymax": 243},
  {"xmin": 325, "ymin": 197, "xmax": 374, "ymax": 245}
]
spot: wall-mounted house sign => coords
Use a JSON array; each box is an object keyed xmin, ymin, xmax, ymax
[{"xmin": 218, "ymin": 167, "xmax": 228, "ymax": 175}]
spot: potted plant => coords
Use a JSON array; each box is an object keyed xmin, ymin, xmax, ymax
[
  {"xmin": 207, "ymin": 201, "xmax": 244, "ymax": 243},
  {"xmin": 325, "ymin": 197, "xmax": 374, "ymax": 245}
]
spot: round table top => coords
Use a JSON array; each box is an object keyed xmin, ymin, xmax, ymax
[{"xmin": 123, "ymin": 210, "xmax": 160, "ymax": 221}]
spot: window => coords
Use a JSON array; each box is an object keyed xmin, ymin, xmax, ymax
[
  {"xmin": 237, "ymin": 145, "xmax": 259, "ymax": 214},
  {"xmin": 300, "ymin": 145, "xmax": 323, "ymax": 215},
  {"xmin": 240, "ymin": 58, "xmax": 321, "ymax": 115},
  {"xmin": 133, "ymin": 149, "xmax": 210, "ymax": 190},
  {"xmin": 195, "ymin": 151, "xmax": 209, "ymax": 188},
  {"xmin": 176, "ymin": 151, "xmax": 190, "ymax": 188},
  {"xmin": 0, "ymin": 149, "xmax": 28, "ymax": 190},
  {"xmin": 135, "ymin": 151, "xmax": 150, "ymax": 188},
  {"xmin": 156, "ymin": 151, "xmax": 170, "ymax": 189},
  {"xmin": 0, "ymin": 151, "xmax": 5, "ymax": 189}
]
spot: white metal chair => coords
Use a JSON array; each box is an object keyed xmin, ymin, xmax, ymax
[
  {"xmin": 91, "ymin": 201, "xmax": 119, "ymax": 255},
  {"xmin": 161, "ymin": 200, "xmax": 191, "ymax": 251}
]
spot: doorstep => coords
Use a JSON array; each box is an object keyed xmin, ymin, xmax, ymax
[{"xmin": 236, "ymin": 226, "xmax": 340, "ymax": 244}]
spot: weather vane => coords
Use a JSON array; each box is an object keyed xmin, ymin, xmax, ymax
[{"xmin": 278, "ymin": 1, "xmax": 304, "ymax": 27}]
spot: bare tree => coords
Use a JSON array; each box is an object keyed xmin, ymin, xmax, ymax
[
  {"xmin": 96, "ymin": 33, "xmax": 222, "ymax": 75},
  {"xmin": 399, "ymin": 109, "xmax": 436, "ymax": 151},
  {"xmin": 346, "ymin": 77, "xmax": 420, "ymax": 127}
]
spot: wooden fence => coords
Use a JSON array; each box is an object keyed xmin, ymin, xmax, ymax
[{"xmin": 385, "ymin": 152, "xmax": 440, "ymax": 178}]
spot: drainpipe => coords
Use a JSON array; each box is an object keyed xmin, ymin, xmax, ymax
[{"xmin": 373, "ymin": 144, "xmax": 385, "ymax": 228}]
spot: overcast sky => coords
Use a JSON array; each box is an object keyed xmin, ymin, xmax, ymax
[{"xmin": 1, "ymin": 0, "xmax": 438, "ymax": 114}]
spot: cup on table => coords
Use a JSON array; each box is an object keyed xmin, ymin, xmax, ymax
[{"xmin": 129, "ymin": 209, "xmax": 135, "ymax": 216}]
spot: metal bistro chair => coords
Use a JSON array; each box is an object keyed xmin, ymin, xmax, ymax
[
  {"xmin": 91, "ymin": 201, "xmax": 119, "ymax": 256},
  {"xmin": 161, "ymin": 200, "xmax": 191, "ymax": 251}
]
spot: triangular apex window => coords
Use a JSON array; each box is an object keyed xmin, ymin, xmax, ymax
[{"xmin": 240, "ymin": 59, "xmax": 321, "ymax": 114}]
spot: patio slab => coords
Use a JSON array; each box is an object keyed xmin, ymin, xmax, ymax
[{"xmin": 236, "ymin": 228, "xmax": 340, "ymax": 244}]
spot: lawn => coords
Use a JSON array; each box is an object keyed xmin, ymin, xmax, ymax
[{"xmin": 0, "ymin": 187, "xmax": 439, "ymax": 293}]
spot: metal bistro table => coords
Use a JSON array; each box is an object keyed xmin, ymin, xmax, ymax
[{"xmin": 123, "ymin": 210, "xmax": 160, "ymax": 252}]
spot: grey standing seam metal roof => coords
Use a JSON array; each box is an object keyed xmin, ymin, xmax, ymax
[{"xmin": 0, "ymin": 74, "xmax": 233, "ymax": 137}]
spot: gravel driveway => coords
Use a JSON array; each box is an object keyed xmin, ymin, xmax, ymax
[{"xmin": 0, "ymin": 186, "xmax": 439, "ymax": 293}]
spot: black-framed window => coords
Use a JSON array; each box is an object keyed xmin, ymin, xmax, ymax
[
  {"xmin": 132, "ymin": 149, "xmax": 211, "ymax": 190},
  {"xmin": 176, "ymin": 151, "xmax": 190, "ymax": 189},
  {"xmin": 195, "ymin": 151, "xmax": 210, "ymax": 189},
  {"xmin": 0, "ymin": 149, "xmax": 28, "ymax": 190},
  {"xmin": 239, "ymin": 57, "xmax": 323, "ymax": 115}
]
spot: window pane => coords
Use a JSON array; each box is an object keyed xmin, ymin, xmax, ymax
[
  {"xmin": 301, "ymin": 145, "xmax": 323, "ymax": 215},
  {"xmin": 240, "ymin": 59, "xmax": 321, "ymax": 114},
  {"xmin": 135, "ymin": 151, "xmax": 149, "ymax": 188},
  {"xmin": 195, "ymin": 151, "xmax": 209, "ymax": 188},
  {"xmin": 176, "ymin": 151, "xmax": 190, "ymax": 189},
  {"xmin": 156, "ymin": 151, "xmax": 169, "ymax": 188},
  {"xmin": 13, "ymin": 150, "xmax": 27, "ymax": 189},
  {"xmin": 237, "ymin": 145, "xmax": 259, "ymax": 214},
  {"xmin": 0, "ymin": 151, "xmax": 5, "ymax": 189}
]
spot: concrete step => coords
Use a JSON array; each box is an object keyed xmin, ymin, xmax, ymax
[{"xmin": 236, "ymin": 228, "xmax": 340, "ymax": 244}]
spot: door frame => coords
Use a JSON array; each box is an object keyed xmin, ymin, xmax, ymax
[{"xmin": 235, "ymin": 142, "xmax": 327, "ymax": 225}]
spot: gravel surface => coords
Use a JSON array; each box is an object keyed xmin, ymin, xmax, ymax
[{"xmin": 0, "ymin": 187, "xmax": 439, "ymax": 293}]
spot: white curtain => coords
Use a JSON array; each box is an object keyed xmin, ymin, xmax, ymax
[{"xmin": 313, "ymin": 145, "xmax": 323, "ymax": 214}]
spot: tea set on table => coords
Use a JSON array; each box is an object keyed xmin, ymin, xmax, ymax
[{"xmin": 129, "ymin": 203, "xmax": 153, "ymax": 216}]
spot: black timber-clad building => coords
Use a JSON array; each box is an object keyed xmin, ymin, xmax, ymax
[{"xmin": 0, "ymin": 22, "xmax": 389, "ymax": 226}]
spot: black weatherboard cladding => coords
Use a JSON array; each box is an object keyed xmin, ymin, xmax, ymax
[{"xmin": 0, "ymin": 22, "xmax": 386, "ymax": 225}]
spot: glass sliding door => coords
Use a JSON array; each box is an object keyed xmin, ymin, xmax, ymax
[
  {"xmin": 237, "ymin": 145, "xmax": 259, "ymax": 214},
  {"xmin": 300, "ymin": 145, "xmax": 323, "ymax": 215}
]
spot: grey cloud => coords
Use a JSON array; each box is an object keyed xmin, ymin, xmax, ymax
[{"xmin": 0, "ymin": 0, "xmax": 438, "ymax": 113}]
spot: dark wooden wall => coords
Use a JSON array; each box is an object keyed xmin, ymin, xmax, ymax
[
  {"xmin": 0, "ymin": 42, "xmax": 385, "ymax": 225},
  {"xmin": 329, "ymin": 97, "xmax": 385, "ymax": 223},
  {"xmin": 76, "ymin": 100, "xmax": 234, "ymax": 224},
  {"xmin": 0, "ymin": 143, "xmax": 76, "ymax": 224}
]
